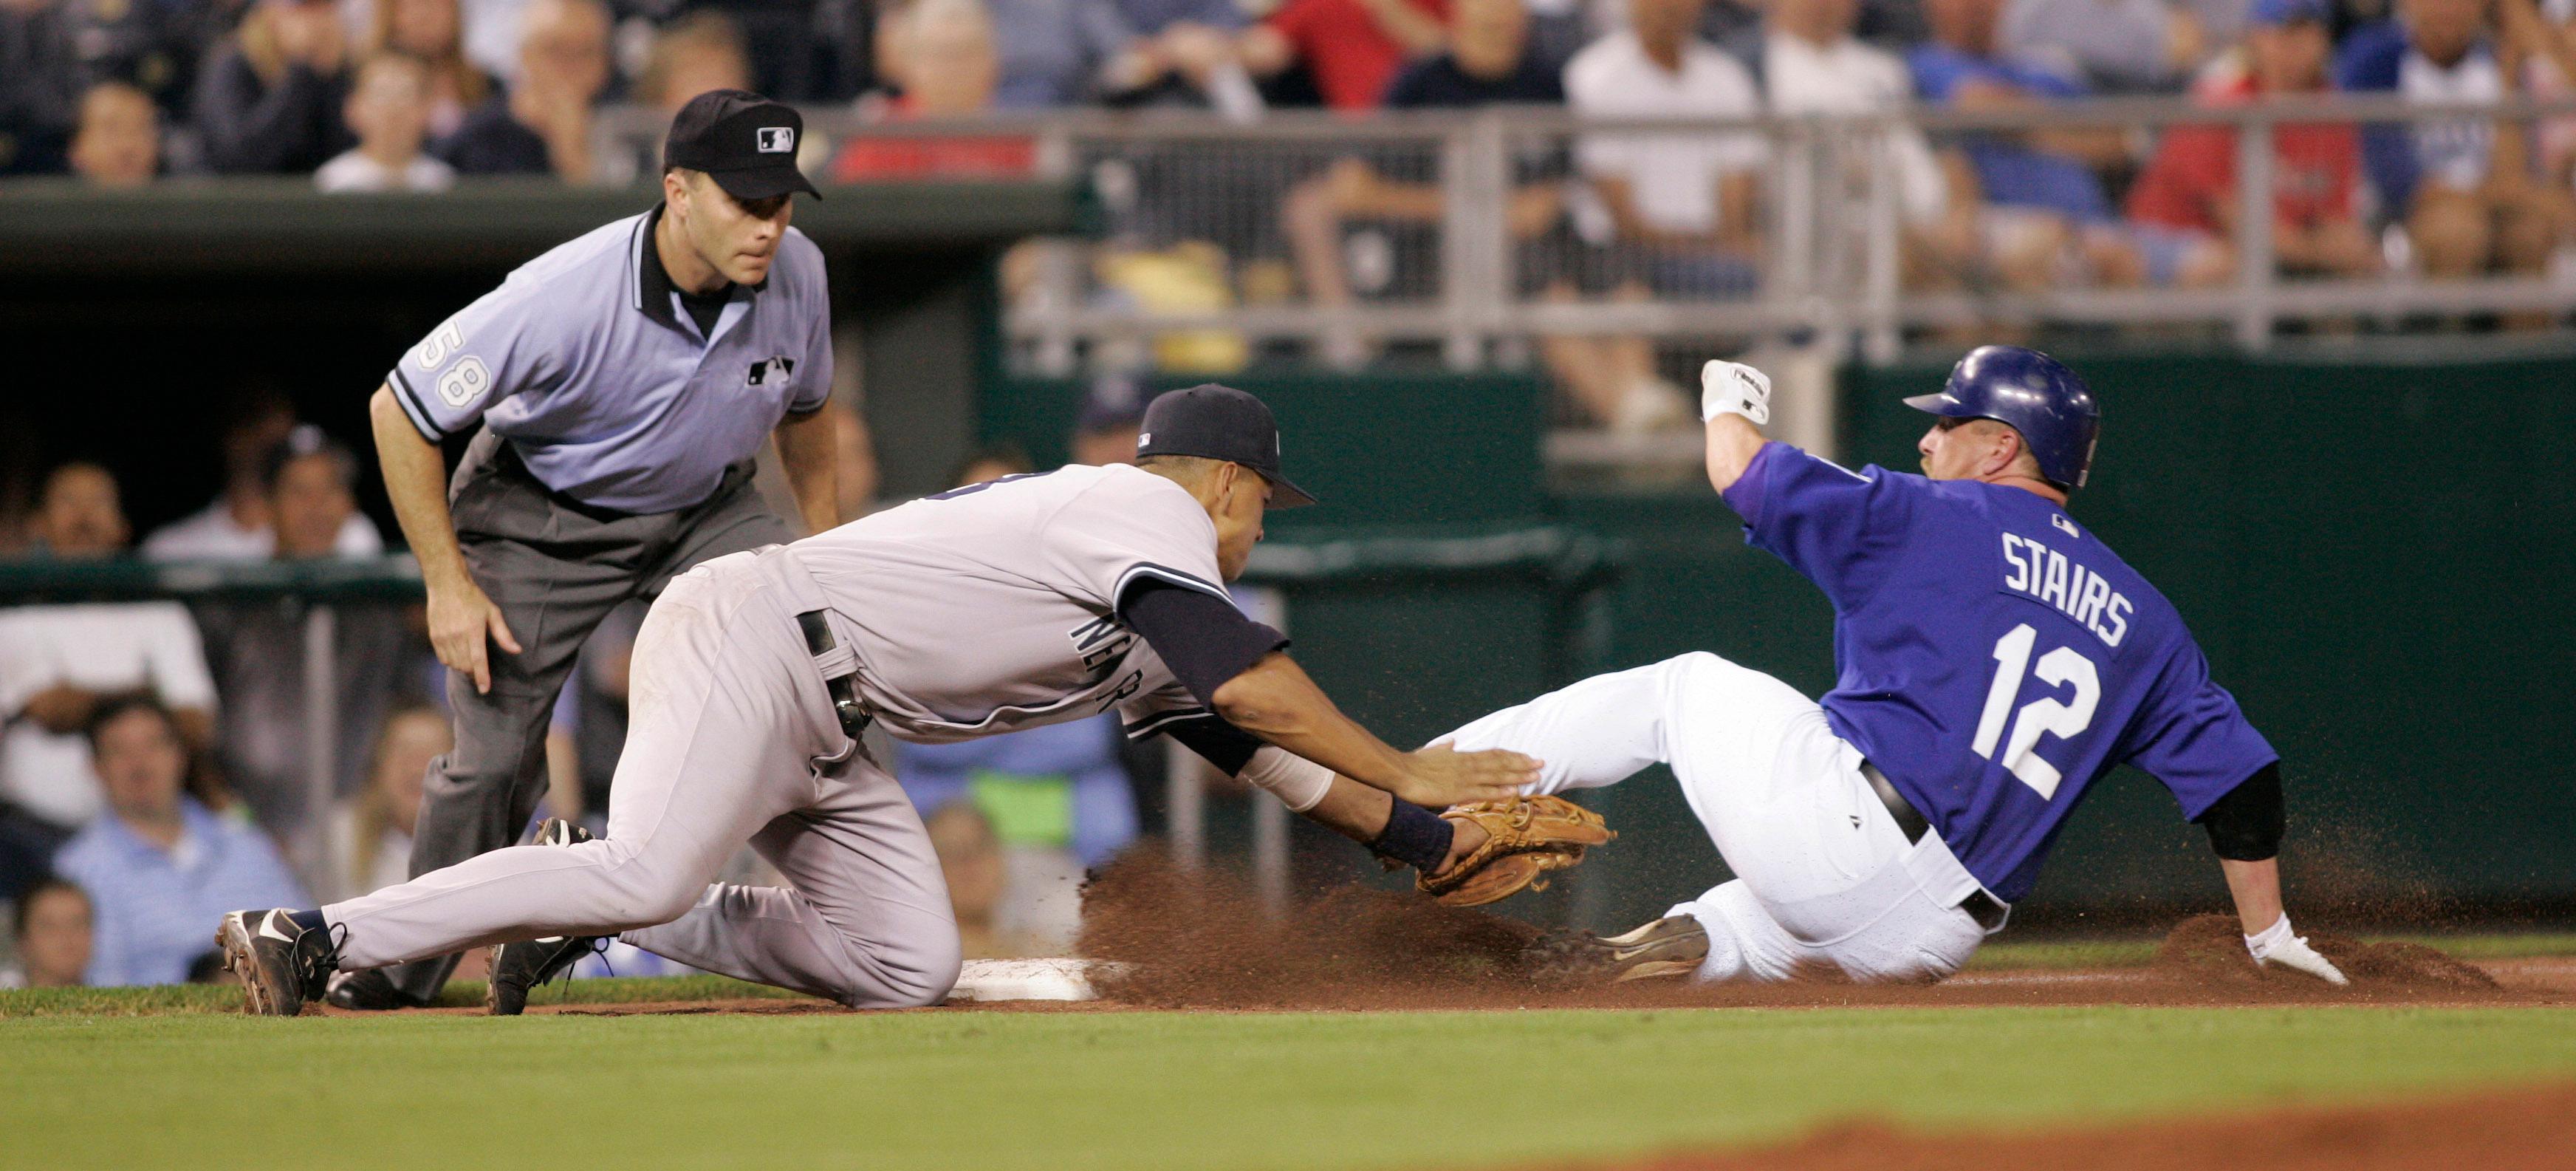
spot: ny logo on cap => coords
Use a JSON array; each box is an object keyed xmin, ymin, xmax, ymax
[{"xmin": 757, "ymin": 126, "xmax": 796, "ymax": 154}]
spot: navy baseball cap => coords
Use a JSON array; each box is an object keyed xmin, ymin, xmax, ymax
[
  {"xmin": 664, "ymin": 89, "xmax": 821, "ymax": 202},
  {"xmin": 2247, "ymin": 0, "xmax": 2327, "ymax": 25},
  {"xmin": 1137, "ymin": 384, "xmax": 1316, "ymax": 508}
]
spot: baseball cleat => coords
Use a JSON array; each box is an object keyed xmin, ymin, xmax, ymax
[
  {"xmin": 216, "ymin": 909, "xmax": 341, "ymax": 1017},
  {"xmin": 1527, "ymin": 915, "xmax": 1710, "ymax": 987},
  {"xmin": 324, "ymin": 969, "xmax": 429, "ymax": 1011},
  {"xmin": 486, "ymin": 818, "xmax": 608, "ymax": 1017}
]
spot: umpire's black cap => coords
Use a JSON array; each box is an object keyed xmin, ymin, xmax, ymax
[
  {"xmin": 664, "ymin": 89, "xmax": 822, "ymax": 202},
  {"xmin": 1137, "ymin": 384, "xmax": 1317, "ymax": 508}
]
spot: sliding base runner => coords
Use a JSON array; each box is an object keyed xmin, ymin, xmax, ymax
[{"xmin": 1473, "ymin": 347, "xmax": 2352, "ymax": 987}]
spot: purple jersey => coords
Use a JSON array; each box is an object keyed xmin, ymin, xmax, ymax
[{"xmin": 1722, "ymin": 443, "xmax": 2275, "ymax": 901}]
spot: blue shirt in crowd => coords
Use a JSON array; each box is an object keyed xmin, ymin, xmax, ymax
[
  {"xmin": 384, "ymin": 206, "xmax": 832, "ymax": 513},
  {"xmin": 54, "ymin": 798, "xmax": 310, "ymax": 986},
  {"xmin": 1908, "ymin": 43, "xmax": 2116, "ymax": 223},
  {"xmin": 894, "ymin": 715, "xmax": 1138, "ymax": 868},
  {"xmin": 1722, "ymin": 443, "xmax": 2277, "ymax": 901}
]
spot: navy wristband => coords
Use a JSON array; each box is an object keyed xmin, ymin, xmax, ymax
[{"xmin": 1370, "ymin": 799, "xmax": 1454, "ymax": 873}]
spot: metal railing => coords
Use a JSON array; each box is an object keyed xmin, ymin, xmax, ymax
[{"xmin": 605, "ymin": 94, "xmax": 2576, "ymax": 371}]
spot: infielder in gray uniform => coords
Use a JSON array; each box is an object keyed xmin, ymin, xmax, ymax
[
  {"xmin": 220, "ymin": 386, "xmax": 1545, "ymax": 1015},
  {"xmin": 332, "ymin": 90, "xmax": 839, "ymax": 1009}
]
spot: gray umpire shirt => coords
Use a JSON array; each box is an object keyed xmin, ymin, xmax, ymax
[{"xmin": 385, "ymin": 206, "xmax": 833, "ymax": 513}]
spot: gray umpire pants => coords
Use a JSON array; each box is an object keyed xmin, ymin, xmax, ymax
[
  {"xmin": 383, "ymin": 431, "xmax": 795, "ymax": 1002},
  {"xmin": 326, "ymin": 549, "xmax": 962, "ymax": 1008}
]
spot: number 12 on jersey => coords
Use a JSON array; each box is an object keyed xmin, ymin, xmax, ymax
[{"xmin": 1973, "ymin": 624, "xmax": 2100, "ymax": 799}]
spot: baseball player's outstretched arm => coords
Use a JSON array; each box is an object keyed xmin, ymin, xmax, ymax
[
  {"xmin": 1699, "ymin": 361, "xmax": 1777, "ymax": 495},
  {"xmin": 370, "ymin": 385, "xmax": 522, "ymax": 694},
  {"xmin": 1210, "ymin": 652, "xmax": 1539, "ymax": 808},
  {"xmin": 2194, "ymin": 762, "xmax": 2347, "ymax": 985}
]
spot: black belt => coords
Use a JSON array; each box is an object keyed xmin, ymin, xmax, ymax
[
  {"xmin": 1861, "ymin": 762, "xmax": 2008, "ymax": 932},
  {"xmin": 796, "ymin": 610, "xmax": 871, "ymax": 738}
]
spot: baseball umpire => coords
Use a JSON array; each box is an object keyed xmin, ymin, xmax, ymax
[
  {"xmin": 219, "ymin": 385, "xmax": 1601, "ymax": 1016},
  {"xmin": 1458, "ymin": 348, "xmax": 2349, "ymax": 986},
  {"xmin": 332, "ymin": 89, "xmax": 840, "ymax": 1010}
]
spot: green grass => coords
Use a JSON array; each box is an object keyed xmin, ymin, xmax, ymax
[
  {"xmin": 0, "ymin": 974, "xmax": 809, "ymax": 1018},
  {"xmin": 6, "ymin": 1006, "xmax": 2576, "ymax": 1171}
]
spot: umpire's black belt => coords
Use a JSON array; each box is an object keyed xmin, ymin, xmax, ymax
[
  {"xmin": 797, "ymin": 610, "xmax": 871, "ymax": 738},
  {"xmin": 1861, "ymin": 762, "xmax": 2008, "ymax": 932}
]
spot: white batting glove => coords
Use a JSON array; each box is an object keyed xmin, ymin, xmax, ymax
[
  {"xmin": 2245, "ymin": 915, "xmax": 2349, "ymax": 986},
  {"xmin": 1700, "ymin": 360, "xmax": 1772, "ymax": 426}
]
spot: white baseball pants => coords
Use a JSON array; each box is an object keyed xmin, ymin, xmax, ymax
[
  {"xmin": 323, "ymin": 551, "xmax": 962, "ymax": 1008},
  {"xmin": 1440, "ymin": 652, "xmax": 2001, "ymax": 983}
]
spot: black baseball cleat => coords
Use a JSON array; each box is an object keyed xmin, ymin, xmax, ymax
[
  {"xmin": 216, "ymin": 909, "xmax": 341, "ymax": 1016},
  {"xmin": 1527, "ymin": 915, "xmax": 1710, "ymax": 988},
  {"xmin": 486, "ymin": 818, "xmax": 608, "ymax": 1017},
  {"xmin": 324, "ymin": 969, "xmax": 430, "ymax": 1011}
]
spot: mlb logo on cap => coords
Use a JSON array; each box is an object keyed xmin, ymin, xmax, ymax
[{"xmin": 757, "ymin": 127, "xmax": 796, "ymax": 154}]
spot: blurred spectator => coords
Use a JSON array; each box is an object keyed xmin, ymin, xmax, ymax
[
  {"xmin": 923, "ymin": 799, "xmax": 1004, "ymax": 957},
  {"xmin": 2340, "ymin": 0, "xmax": 2576, "ymax": 287},
  {"xmin": 0, "ymin": 463, "xmax": 218, "ymax": 836},
  {"xmin": 364, "ymin": 0, "xmax": 490, "ymax": 143},
  {"xmin": 2002, "ymin": 0, "xmax": 2207, "ymax": 93},
  {"xmin": 913, "ymin": 0, "xmax": 1141, "ymax": 109},
  {"xmin": 1, "ymin": 875, "xmax": 89, "ymax": 987},
  {"xmin": 0, "ymin": 0, "xmax": 81, "ymax": 176},
  {"xmin": 1106, "ymin": 0, "xmax": 1266, "ymax": 114},
  {"xmin": 144, "ymin": 390, "xmax": 383, "ymax": 561},
  {"xmin": 2125, "ymin": 0, "xmax": 2377, "ymax": 285},
  {"xmin": 1761, "ymin": 0, "xmax": 1954, "ymax": 280},
  {"xmin": 832, "ymin": 0, "xmax": 1037, "ymax": 181},
  {"xmin": 1069, "ymin": 374, "xmax": 1148, "ymax": 467},
  {"xmin": 1281, "ymin": 0, "xmax": 1567, "ymax": 366},
  {"xmin": 66, "ymin": 81, "xmax": 162, "ymax": 188},
  {"xmin": 830, "ymin": 404, "xmax": 883, "ymax": 522},
  {"xmin": 1912, "ymin": 0, "xmax": 2142, "ymax": 294},
  {"xmin": 893, "ymin": 449, "xmax": 1138, "ymax": 956},
  {"xmin": 439, "ymin": 0, "xmax": 610, "ymax": 180},
  {"xmin": 637, "ymin": 10, "xmax": 753, "ymax": 114},
  {"xmin": 1242, "ymin": 0, "xmax": 1452, "ymax": 111},
  {"xmin": 194, "ymin": 428, "xmax": 419, "ymax": 839},
  {"xmin": 2504, "ymin": 0, "xmax": 2576, "ymax": 188},
  {"xmin": 196, "ymin": 0, "xmax": 357, "ymax": 174},
  {"xmin": 52, "ymin": 695, "xmax": 307, "ymax": 987},
  {"xmin": 316, "ymin": 52, "xmax": 459, "ymax": 192},
  {"xmin": 332, "ymin": 703, "xmax": 445, "ymax": 894},
  {"xmin": 1550, "ymin": 0, "xmax": 1761, "ymax": 433}
]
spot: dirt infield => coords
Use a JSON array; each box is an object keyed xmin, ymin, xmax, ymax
[
  {"xmin": 1518, "ymin": 1082, "xmax": 2576, "ymax": 1171},
  {"xmin": 1070, "ymin": 853, "xmax": 2566, "ymax": 1011}
]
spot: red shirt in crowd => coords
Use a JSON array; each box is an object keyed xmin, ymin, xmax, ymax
[
  {"xmin": 2126, "ymin": 72, "xmax": 2360, "ymax": 233},
  {"xmin": 1267, "ymin": 0, "xmax": 1451, "ymax": 112},
  {"xmin": 830, "ymin": 98, "xmax": 1037, "ymax": 182}
]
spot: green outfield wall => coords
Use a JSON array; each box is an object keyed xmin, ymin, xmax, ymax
[{"xmin": 996, "ymin": 352, "xmax": 2576, "ymax": 925}]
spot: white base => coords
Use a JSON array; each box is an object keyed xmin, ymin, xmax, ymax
[{"xmin": 946, "ymin": 957, "xmax": 1125, "ymax": 1003}]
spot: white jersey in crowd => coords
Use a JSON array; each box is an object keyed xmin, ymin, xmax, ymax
[
  {"xmin": 781, "ymin": 463, "xmax": 1225, "ymax": 745},
  {"xmin": 1762, "ymin": 30, "xmax": 1950, "ymax": 225},
  {"xmin": 0, "ymin": 603, "xmax": 219, "ymax": 826},
  {"xmin": 140, "ymin": 498, "xmax": 384, "ymax": 562},
  {"xmin": 1564, "ymin": 30, "xmax": 1767, "ymax": 239},
  {"xmin": 2400, "ymin": 43, "xmax": 2502, "ymax": 193}
]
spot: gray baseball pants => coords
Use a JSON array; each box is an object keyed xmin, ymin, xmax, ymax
[
  {"xmin": 384, "ymin": 432, "xmax": 793, "ymax": 1001},
  {"xmin": 324, "ymin": 550, "xmax": 963, "ymax": 1008}
]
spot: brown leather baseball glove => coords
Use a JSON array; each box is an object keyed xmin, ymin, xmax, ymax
[{"xmin": 1417, "ymin": 795, "xmax": 1615, "ymax": 907}]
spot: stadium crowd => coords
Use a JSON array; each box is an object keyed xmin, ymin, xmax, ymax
[
  {"xmin": 0, "ymin": 379, "xmax": 1158, "ymax": 989},
  {"xmin": 10, "ymin": 0, "xmax": 2576, "ymax": 424}
]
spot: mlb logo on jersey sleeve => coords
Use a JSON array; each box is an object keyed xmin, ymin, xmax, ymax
[{"xmin": 757, "ymin": 127, "xmax": 796, "ymax": 154}]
